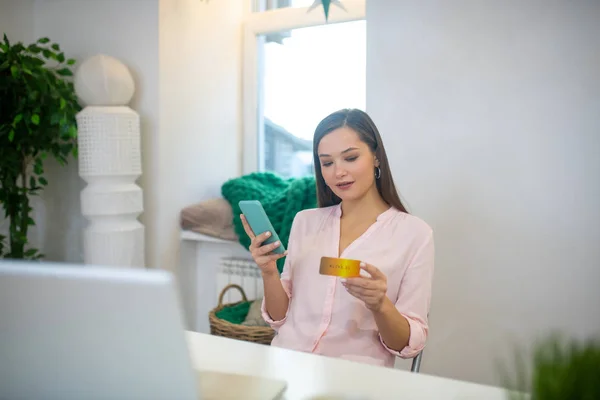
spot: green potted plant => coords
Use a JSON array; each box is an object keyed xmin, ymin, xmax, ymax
[
  {"xmin": 0, "ymin": 34, "xmax": 81, "ymax": 259},
  {"xmin": 501, "ymin": 334, "xmax": 600, "ymax": 400}
]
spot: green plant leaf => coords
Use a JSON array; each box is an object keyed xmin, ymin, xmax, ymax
[
  {"xmin": 8, "ymin": 130, "xmax": 15, "ymax": 142},
  {"xmin": 10, "ymin": 65, "xmax": 18, "ymax": 78},
  {"xmin": 39, "ymin": 177, "xmax": 48, "ymax": 186},
  {"xmin": 13, "ymin": 114, "xmax": 23, "ymax": 125},
  {"xmin": 67, "ymin": 59, "xmax": 76, "ymax": 65},
  {"xmin": 31, "ymin": 114, "xmax": 40, "ymax": 125},
  {"xmin": 51, "ymin": 43, "xmax": 60, "ymax": 51},
  {"xmin": 50, "ymin": 113, "xmax": 61, "ymax": 125},
  {"xmin": 56, "ymin": 68, "xmax": 73, "ymax": 77},
  {"xmin": 34, "ymin": 161, "xmax": 43, "ymax": 175},
  {"xmin": 37, "ymin": 37, "xmax": 50, "ymax": 44},
  {"xmin": 27, "ymin": 44, "xmax": 42, "ymax": 53},
  {"xmin": 24, "ymin": 248, "xmax": 38, "ymax": 257},
  {"xmin": 30, "ymin": 57, "xmax": 44, "ymax": 66}
]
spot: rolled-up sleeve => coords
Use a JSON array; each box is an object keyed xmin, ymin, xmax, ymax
[
  {"xmin": 260, "ymin": 215, "xmax": 301, "ymax": 329},
  {"xmin": 380, "ymin": 230, "xmax": 434, "ymax": 359}
]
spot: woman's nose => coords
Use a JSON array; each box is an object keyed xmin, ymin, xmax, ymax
[{"xmin": 334, "ymin": 165, "xmax": 347, "ymax": 178}]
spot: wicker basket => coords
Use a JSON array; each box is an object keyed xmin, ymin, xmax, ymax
[{"xmin": 208, "ymin": 283, "xmax": 275, "ymax": 345}]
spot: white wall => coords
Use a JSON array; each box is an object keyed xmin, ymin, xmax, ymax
[
  {"xmin": 0, "ymin": 0, "xmax": 34, "ymax": 43},
  {"xmin": 367, "ymin": 0, "xmax": 600, "ymax": 386},
  {"xmin": 157, "ymin": 0, "xmax": 243, "ymax": 272}
]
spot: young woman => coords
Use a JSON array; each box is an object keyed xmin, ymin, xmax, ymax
[{"xmin": 240, "ymin": 109, "xmax": 434, "ymax": 367}]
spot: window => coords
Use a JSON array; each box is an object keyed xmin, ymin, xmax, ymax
[{"xmin": 243, "ymin": 0, "xmax": 367, "ymax": 177}]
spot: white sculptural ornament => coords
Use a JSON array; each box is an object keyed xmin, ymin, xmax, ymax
[{"xmin": 75, "ymin": 54, "xmax": 145, "ymax": 268}]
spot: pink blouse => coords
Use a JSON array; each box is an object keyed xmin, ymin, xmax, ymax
[{"xmin": 261, "ymin": 203, "xmax": 435, "ymax": 367}]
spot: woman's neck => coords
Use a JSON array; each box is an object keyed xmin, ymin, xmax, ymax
[{"xmin": 340, "ymin": 185, "xmax": 389, "ymax": 221}]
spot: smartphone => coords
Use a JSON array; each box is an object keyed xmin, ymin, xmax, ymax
[
  {"xmin": 238, "ymin": 200, "xmax": 286, "ymax": 254},
  {"xmin": 319, "ymin": 256, "xmax": 361, "ymax": 278}
]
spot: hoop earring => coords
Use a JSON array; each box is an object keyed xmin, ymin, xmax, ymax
[{"xmin": 375, "ymin": 167, "xmax": 381, "ymax": 180}]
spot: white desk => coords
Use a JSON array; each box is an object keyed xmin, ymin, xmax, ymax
[{"xmin": 186, "ymin": 331, "xmax": 511, "ymax": 400}]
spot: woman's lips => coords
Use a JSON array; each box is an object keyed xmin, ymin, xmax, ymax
[{"xmin": 336, "ymin": 181, "xmax": 354, "ymax": 190}]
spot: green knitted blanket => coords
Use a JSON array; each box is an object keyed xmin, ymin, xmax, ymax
[{"xmin": 221, "ymin": 172, "xmax": 317, "ymax": 274}]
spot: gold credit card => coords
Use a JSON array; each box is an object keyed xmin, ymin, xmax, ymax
[{"xmin": 319, "ymin": 256, "xmax": 361, "ymax": 278}]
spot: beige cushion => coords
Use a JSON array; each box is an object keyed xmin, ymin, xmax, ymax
[
  {"xmin": 180, "ymin": 198, "xmax": 238, "ymax": 241},
  {"xmin": 241, "ymin": 299, "xmax": 269, "ymax": 327}
]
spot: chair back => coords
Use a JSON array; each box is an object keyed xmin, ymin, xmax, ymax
[
  {"xmin": 410, "ymin": 313, "xmax": 429, "ymax": 373},
  {"xmin": 410, "ymin": 350, "xmax": 423, "ymax": 373}
]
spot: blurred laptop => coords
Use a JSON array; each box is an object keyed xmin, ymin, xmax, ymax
[{"xmin": 0, "ymin": 260, "xmax": 287, "ymax": 400}]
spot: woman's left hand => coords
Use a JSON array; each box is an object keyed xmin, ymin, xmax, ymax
[{"xmin": 342, "ymin": 262, "xmax": 388, "ymax": 312}]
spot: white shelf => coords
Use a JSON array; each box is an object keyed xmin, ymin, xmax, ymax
[{"xmin": 180, "ymin": 230, "xmax": 236, "ymax": 244}]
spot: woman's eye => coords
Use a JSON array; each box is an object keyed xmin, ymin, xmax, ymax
[
  {"xmin": 346, "ymin": 156, "xmax": 358, "ymax": 162},
  {"xmin": 322, "ymin": 162, "xmax": 333, "ymax": 167}
]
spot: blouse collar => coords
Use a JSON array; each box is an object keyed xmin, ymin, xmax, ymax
[{"xmin": 333, "ymin": 203, "xmax": 396, "ymax": 222}]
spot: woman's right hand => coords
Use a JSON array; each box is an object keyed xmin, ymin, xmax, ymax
[{"xmin": 240, "ymin": 214, "xmax": 288, "ymax": 276}]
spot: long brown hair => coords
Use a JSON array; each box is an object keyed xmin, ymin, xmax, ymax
[{"xmin": 312, "ymin": 108, "xmax": 408, "ymax": 213}]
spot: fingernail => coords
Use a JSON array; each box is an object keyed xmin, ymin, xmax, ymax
[
  {"xmin": 360, "ymin": 262, "xmax": 366, "ymax": 267},
  {"xmin": 265, "ymin": 232, "xmax": 271, "ymax": 237},
  {"xmin": 340, "ymin": 278, "xmax": 347, "ymax": 284},
  {"xmin": 274, "ymin": 241, "xmax": 280, "ymax": 246}
]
